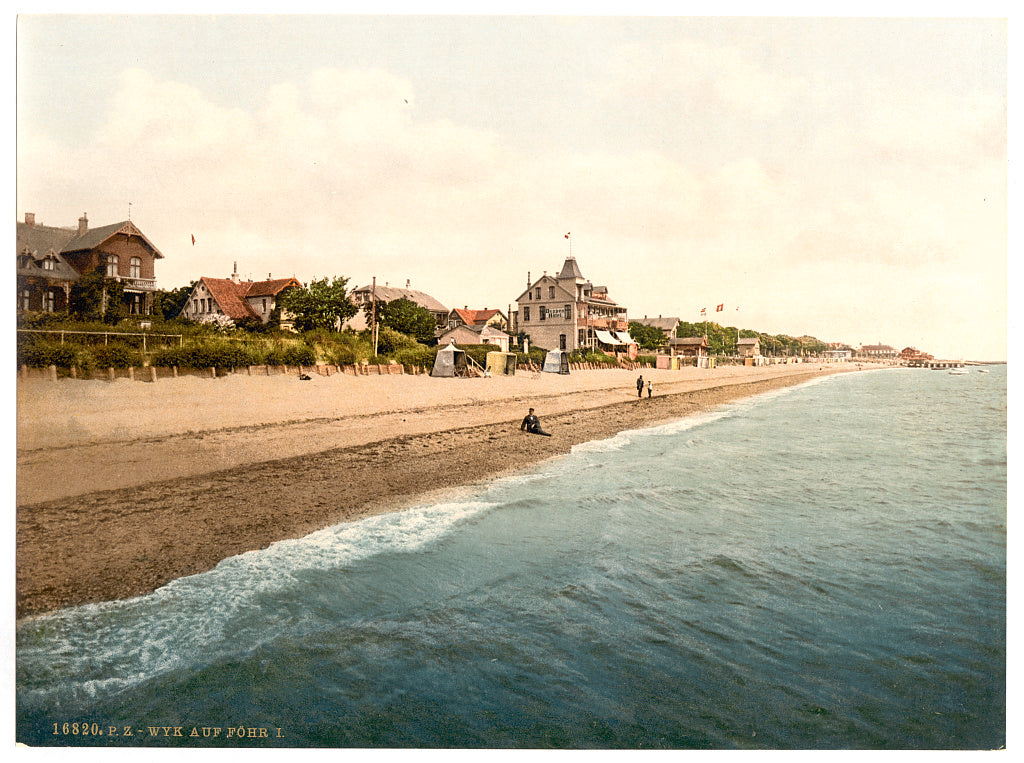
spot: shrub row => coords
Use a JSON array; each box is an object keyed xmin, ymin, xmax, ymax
[{"xmin": 17, "ymin": 339, "xmax": 143, "ymax": 371}]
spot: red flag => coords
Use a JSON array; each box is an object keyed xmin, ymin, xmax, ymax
[
  {"xmin": 700, "ymin": 308, "xmax": 706, "ymax": 316},
  {"xmin": 565, "ymin": 232, "xmax": 570, "ymax": 239},
  {"xmin": 716, "ymin": 303, "xmax": 724, "ymax": 312},
  {"xmin": 191, "ymin": 234, "xmax": 196, "ymax": 245}
]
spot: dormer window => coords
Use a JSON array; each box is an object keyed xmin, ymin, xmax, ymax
[{"xmin": 42, "ymin": 257, "xmax": 55, "ymax": 271}]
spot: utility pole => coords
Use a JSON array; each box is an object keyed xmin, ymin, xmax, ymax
[{"xmin": 371, "ymin": 276, "xmax": 378, "ymax": 357}]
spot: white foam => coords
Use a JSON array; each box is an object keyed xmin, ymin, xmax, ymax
[{"xmin": 17, "ymin": 497, "xmax": 498, "ymax": 700}]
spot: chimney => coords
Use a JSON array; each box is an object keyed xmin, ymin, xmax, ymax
[
  {"xmin": 268, "ymin": 273, "xmax": 272, "ymax": 280},
  {"xmin": 231, "ymin": 261, "xmax": 240, "ymax": 283},
  {"xmin": 406, "ymin": 279, "xmax": 410, "ymax": 289},
  {"xmin": 78, "ymin": 213, "xmax": 88, "ymax": 235},
  {"xmin": 24, "ymin": 212, "xmax": 35, "ymax": 227}
]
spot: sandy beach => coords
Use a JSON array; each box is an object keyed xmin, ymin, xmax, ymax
[{"xmin": 16, "ymin": 363, "xmax": 858, "ymax": 619}]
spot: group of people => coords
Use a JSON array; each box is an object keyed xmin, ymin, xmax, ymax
[{"xmin": 636, "ymin": 374, "xmax": 652, "ymax": 399}]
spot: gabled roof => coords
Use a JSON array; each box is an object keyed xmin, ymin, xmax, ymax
[
  {"xmin": 244, "ymin": 277, "xmax": 302, "ymax": 298},
  {"xmin": 17, "ymin": 218, "xmax": 164, "ymax": 261},
  {"xmin": 354, "ymin": 284, "xmax": 448, "ymax": 313},
  {"xmin": 451, "ymin": 308, "xmax": 503, "ymax": 326},
  {"xmin": 516, "ymin": 274, "xmax": 576, "ymax": 304},
  {"xmin": 634, "ymin": 316, "xmax": 680, "ymax": 333},
  {"xmin": 61, "ymin": 220, "xmax": 164, "ymax": 259},
  {"xmin": 16, "ymin": 248, "xmax": 81, "ymax": 281},
  {"xmin": 197, "ymin": 276, "xmax": 301, "ymax": 320},
  {"xmin": 201, "ymin": 278, "xmax": 258, "ymax": 320}
]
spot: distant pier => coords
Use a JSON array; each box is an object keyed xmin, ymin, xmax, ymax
[{"xmin": 904, "ymin": 358, "xmax": 965, "ymax": 369}]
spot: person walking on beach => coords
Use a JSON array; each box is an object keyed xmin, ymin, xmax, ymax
[
  {"xmin": 520, "ymin": 407, "xmax": 552, "ymax": 436},
  {"xmin": 636, "ymin": 374, "xmax": 644, "ymax": 398},
  {"xmin": 647, "ymin": 379, "xmax": 652, "ymax": 398}
]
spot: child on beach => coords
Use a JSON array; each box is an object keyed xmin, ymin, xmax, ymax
[{"xmin": 647, "ymin": 380, "xmax": 652, "ymax": 398}]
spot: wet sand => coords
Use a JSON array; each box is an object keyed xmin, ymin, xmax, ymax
[{"xmin": 16, "ymin": 364, "xmax": 858, "ymax": 619}]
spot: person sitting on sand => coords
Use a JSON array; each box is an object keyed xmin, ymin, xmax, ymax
[{"xmin": 520, "ymin": 408, "xmax": 552, "ymax": 436}]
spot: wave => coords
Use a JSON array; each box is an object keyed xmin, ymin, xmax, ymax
[{"xmin": 18, "ymin": 498, "xmax": 498, "ymax": 703}]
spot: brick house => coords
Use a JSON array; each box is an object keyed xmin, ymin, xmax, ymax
[
  {"xmin": 513, "ymin": 256, "xmax": 632, "ymax": 354},
  {"xmin": 179, "ymin": 263, "xmax": 301, "ymax": 326},
  {"xmin": 17, "ymin": 212, "xmax": 163, "ymax": 316}
]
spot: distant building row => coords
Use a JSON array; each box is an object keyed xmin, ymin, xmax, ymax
[{"xmin": 16, "ymin": 212, "xmax": 906, "ymax": 358}]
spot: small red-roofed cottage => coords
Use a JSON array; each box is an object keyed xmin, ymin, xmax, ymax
[
  {"xmin": 179, "ymin": 262, "xmax": 301, "ymax": 328},
  {"xmin": 445, "ymin": 307, "xmax": 508, "ymax": 333}
]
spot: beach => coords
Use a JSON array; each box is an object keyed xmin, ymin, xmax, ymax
[{"xmin": 16, "ymin": 363, "xmax": 856, "ymax": 619}]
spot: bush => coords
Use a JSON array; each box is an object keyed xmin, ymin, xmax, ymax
[
  {"xmin": 18, "ymin": 339, "xmax": 79, "ymax": 369},
  {"xmin": 393, "ymin": 344, "xmax": 437, "ymax": 370},
  {"xmin": 151, "ymin": 339, "xmax": 262, "ymax": 370},
  {"xmin": 265, "ymin": 342, "xmax": 316, "ymax": 367},
  {"xmin": 92, "ymin": 342, "xmax": 142, "ymax": 369},
  {"xmin": 375, "ymin": 326, "xmax": 420, "ymax": 355}
]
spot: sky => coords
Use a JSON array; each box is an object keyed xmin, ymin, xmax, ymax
[{"xmin": 14, "ymin": 11, "xmax": 1009, "ymax": 360}]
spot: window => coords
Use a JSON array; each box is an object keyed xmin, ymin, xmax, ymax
[
  {"xmin": 559, "ymin": 334, "xmax": 567, "ymax": 350},
  {"xmin": 262, "ymin": 298, "xmax": 267, "ymax": 314},
  {"xmin": 549, "ymin": 286, "xmax": 555, "ymax": 299},
  {"xmin": 564, "ymin": 304, "xmax": 571, "ymax": 321},
  {"xmin": 523, "ymin": 306, "xmax": 530, "ymax": 322},
  {"xmin": 130, "ymin": 257, "xmax": 141, "ymax": 278},
  {"xmin": 106, "ymin": 255, "xmax": 118, "ymax": 277},
  {"xmin": 44, "ymin": 290, "xmax": 56, "ymax": 312},
  {"xmin": 193, "ymin": 299, "xmax": 199, "ymax": 314},
  {"xmin": 535, "ymin": 288, "xmax": 541, "ymax": 299},
  {"xmin": 42, "ymin": 257, "xmax": 55, "ymax": 271},
  {"xmin": 20, "ymin": 290, "xmax": 30, "ymax": 311},
  {"xmin": 539, "ymin": 306, "xmax": 546, "ymax": 321}
]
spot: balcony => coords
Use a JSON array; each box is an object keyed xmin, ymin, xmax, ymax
[{"xmin": 114, "ymin": 276, "xmax": 158, "ymax": 292}]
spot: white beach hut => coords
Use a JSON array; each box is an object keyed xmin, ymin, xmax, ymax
[
  {"xmin": 430, "ymin": 342, "xmax": 470, "ymax": 377},
  {"xmin": 542, "ymin": 349, "xmax": 570, "ymax": 375}
]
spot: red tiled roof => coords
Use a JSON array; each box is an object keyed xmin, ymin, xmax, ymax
[
  {"xmin": 452, "ymin": 308, "xmax": 501, "ymax": 326},
  {"xmin": 202, "ymin": 278, "xmax": 258, "ymax": 320},
  {"xmin": 201, "ymin": 276, "xmax": 302, "ymax": 320},
  {"xmin": 244, "ymin": 277, "xmax": 301, "ymax": 298}
]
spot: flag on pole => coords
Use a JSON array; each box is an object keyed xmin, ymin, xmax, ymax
[
  {"xmin": 191, "ymin": 234, "xmax": 196, "ymax": 245},
  {"xmin": 700, "ymin": 308, "xmax": 706, "ymax": 316},
  {"xmin": 716, "ymin": 303, "xmax": 724, "ymax": 312},
  {"xmin": 565, "ymin": 232, "xmax": 570, "ymax": 239}
]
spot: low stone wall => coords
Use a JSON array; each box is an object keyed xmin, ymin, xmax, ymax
[
  {"xmin": 18, "ymin": 360, "xmax": 656, "ymax": 382},
  {"xmin": 17, "ymin": 362, "xmax": 417, "ymax": 383}
]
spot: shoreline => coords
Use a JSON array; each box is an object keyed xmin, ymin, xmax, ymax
[{"xmin": 16, "ymin": 365, "xmax": 859, "ymax": 620}]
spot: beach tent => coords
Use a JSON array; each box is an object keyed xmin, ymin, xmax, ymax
[
  {"xmin": 485, "ymin": 351, "xmax": 517, "ymax": 376},
  {"xmin": 431, "ymin": 342, "xmax": 470, "ymax": 377},
  {"xmin": 542, "ymin": 349, "xmax": 570, "ymax": 375}
]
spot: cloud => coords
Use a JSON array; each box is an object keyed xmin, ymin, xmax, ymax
[{"xmin": 604, "ymin": 39, "xmax": 805, "ymax": 120}]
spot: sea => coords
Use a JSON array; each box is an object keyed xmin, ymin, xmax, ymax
[{"xmin": 15, "ymin": 365, "xmax": 1007, "ymax": 749}]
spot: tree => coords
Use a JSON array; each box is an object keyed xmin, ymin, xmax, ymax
[
  {"xmin": 277, "ymin": 277, "xmax": 357, "ymax": 332},
  {"xmin": 370, "ymin": 298, "xmax": 437, "ymax": 344},
  {"xmin": 628, "ymin": 321, "xmax": 668, "ymax": 350},
  {"xmin": 156, "ymin": 282, "xmax": 197, "ymax": 320},
  {"xmin": 68, "ymin": 265, "xmax": 127, "ymax": 323}
]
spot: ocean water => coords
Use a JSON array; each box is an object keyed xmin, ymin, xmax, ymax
[{"xmin": 16, "ymin": 366, "xmax": 1006, "ymax": 749}]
